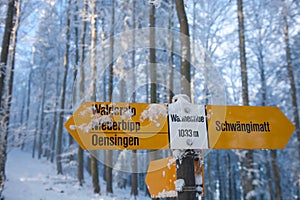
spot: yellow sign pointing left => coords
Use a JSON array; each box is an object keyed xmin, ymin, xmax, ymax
[{"xmin": 64, "ymin": 102, "xmax": 169, "ymax": 150}]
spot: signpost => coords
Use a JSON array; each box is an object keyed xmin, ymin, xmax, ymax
[
  {"xmin": 65, "ymin": 102, "xmax": 169, "ymax": 150},
  {"xmin": 65, "ymin": 101, "xmax": 295, "ymax": 199}
]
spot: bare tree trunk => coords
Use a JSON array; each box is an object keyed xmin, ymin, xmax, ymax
[
  {"xmin": 282, "ymin": 0, "xmax": 300, "ymax": 155},
  {"xmin": 56, "ymin": 0, "xmax": 71, "ymax": 174},
  {"xmin": 149, "ymin": 4, "xmax": 161, "ymax": 199},
  {"xmin": 32, "ymin": 105, "xmax": 39, "ymax": 159},
  {"xmin": 176, "ymin": 0, "xmax": 191, "ymax": 97},
  {"xmin": 77, "ymin": 147, "xmax": 84, "ymax": 185},
  {"xmin": 0, "ymin": 0, "xmax": 17, "ymax": 196},
  {"xmin": 168, "ymin": 0, "xmax": 174, "ymax": 102},
  {"xmin": 71, "ymin": 0, "xmax": 84, "ymax": 186},
  {"xmin": 237, "ymin": 0, "xmax": 249, "ymax": 105},
  {"xmin": 237, "ymin": 0, "xmax": 254, "ymax": 198},
  {"xmin": 105, "ymin": 0, "xmax": 115, "ymax": 194},
  {"xmin": 270, "ymin": 150, "xmax": 281, "ymax": 200},
  {"xmin": 131, "ymin": 151, "xmax": 138, "ymax": 197},
  {"xmin": 150, "ymin": 3, "xmax": 156, "ymax": 104},
  {"xmin": 131, "ymin": 1, "xmax": 138, "ymax": 198},
  {"xmin": 282, "ymin": 1, "xmax": 299, "ymax": 197},
  {"xmin": 77, "ymin": 0, "xmax": 88, "ymax": 185},
  {"xmin": 175, "ymin": 1, "xmax": 195, "ymax": 200},
  {"xmin": 0, "ymin": 0, "xmax": 14, "ymax": 108},
  {"xmin": 90, "ymin": 0, "xmax": 100, "ymax": 194},
  {"xmin": 38, "ymin": 68, "xmax": 46, "ymax": 159},
  {"xmin": 23, "ymin": 58, "xmax": 33, "ymax": 150}
]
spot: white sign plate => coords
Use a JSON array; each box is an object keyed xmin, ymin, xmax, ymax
[{"xmin": 168, "ymin": 103, "xmax": 208, "ymax": 149}]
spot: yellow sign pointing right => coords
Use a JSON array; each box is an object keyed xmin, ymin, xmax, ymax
[{"xmin": 206, "ymin": 105, "xmax": 296, "ymax": 149}]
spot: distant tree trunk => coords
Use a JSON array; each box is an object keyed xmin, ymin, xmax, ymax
[
  {"xmin": 176, "ymin": 0, "xmax": 191, "ymax": 97},
  {"xmin": 168, "ymin": 0, "xmax": 174, "ymax": 102},
  {"xmin": 90, "ymin": 0, "xmax": 100, "ymax": 194},
  {"xmin": 8, "ymin": 0, "xmax": 20, "ymax": 148},
  {"xmin": 131, "ymin": 151, "xmax": 138, "ymax": 197},
  {"xmin": 282, "ymin": 0, "xmax": 300, "ymax": 155},
  {"xmin": 105, "ymin": 0, "xmax": 115, "ymax": 194},
  {"xmin": 149, "ymin": 4, "xmax": 161, "ymax": 199},
  {"xmin": 23, "ymin": 57, "xmax": 33, "ymax": 150},
  {"xmin": 270, "ymin": 150, "xmax": 281, "ymax": 200},
  {"xmin": 131, "ymin": 1, "xmax": 138, "ymax": 198},
  {"xmin": 150, "ymin": 2, "xmax": 156, "ymax": 104},
  {"xmin": 32, "ymin": 102, "xmax": 40, "ymax": 159},
  {"xmin": 38, "ymin": 68, "xmax": 46, "ymax": 159},
  {"xmin": 77, "ymin": 0, "xmax": 88, "ymax": 185},
  {"xmin": 0, "ymin": 0, "xmax": 14, "ymax": 108},
  {"xmin": 175, "ymin": 1, "xmax": 196, "ymax": 200},
  {"xmin": 56, "ymin": 0, "xmax": 71, "ymax": 174},
  {"xmin": 237, "ymin": 0, "xmax": 254, "ymax": 199},
  {"xmin": 77, "ymin": 147, "xmax": 84, "ymax": 185},
  {"xmin": 237, "ymin": 0, "xmax": 249, "ymax": 105},
  {"xmin": 0, "ymin": 0, "xmax": 16, "ymax": 196},
  {"xmin": 50, "ymin": 94, "xmax": 57, "ymax": 162},
  {"xmin": 207, "ymin": 154, "xmax": 214, "ymax": 200},
  {"xmin": 72, "ymin": 0, "xmax": 84, "ymax": 186}
]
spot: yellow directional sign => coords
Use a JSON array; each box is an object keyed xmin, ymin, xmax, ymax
[
  {"xmin": 206, "ymin": 105, "xmax": 296, "ymax": 149},
  {"xmin": 64, "ymin": 102, "xmax": 169, "ymax": 150},
  {"xmin": 65, "ymin": 102, "xmax": 295, "ymax": 150},
  {"xmin": 145, "ymin": 157, "xmax": 177, "ymax": 198}
]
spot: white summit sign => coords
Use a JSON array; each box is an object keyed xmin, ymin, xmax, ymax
[{"xmin": 168, "ymin": 97, "xmax": 208, "ymax": 149}]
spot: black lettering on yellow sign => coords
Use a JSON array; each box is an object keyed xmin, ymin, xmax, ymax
[
  {"xmin": 92, "ymin": 103, "xmax": 137, "ymax": 116},
  {"xmin": 215, "ymin": 121, "xmax": 271, "ymax": 133},
  {"xmin": 92, "ymin": 134, "xmax": 139, "ymax": 148},
  {"xmin": 92, "ymin": 120, "xmax": 141, "ymax": 132}
]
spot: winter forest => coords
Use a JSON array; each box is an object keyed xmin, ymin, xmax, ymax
[{"xmin": 0, "ymin": 0, "xmax": 299, "ymax": 199}]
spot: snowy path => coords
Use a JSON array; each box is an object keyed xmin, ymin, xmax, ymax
[{"xmin": 3, "ymin": 149, "xmax": 150, "ymax": 200}]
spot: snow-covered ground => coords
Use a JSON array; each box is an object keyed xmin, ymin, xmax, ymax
[{"xmin": 3, "ymin": 149, "xmax": 151, "ymax": 200}]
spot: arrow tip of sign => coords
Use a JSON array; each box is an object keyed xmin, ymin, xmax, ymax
[{"xmin": 64, "ymin": 116, "xmax": 88, "ymax": 150}]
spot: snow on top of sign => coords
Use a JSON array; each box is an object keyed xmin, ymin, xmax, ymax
[
  {"xmin": 169, "ymin": 94, "xmax": 192, "ymax": 114},
  {"xmin": 93, "ymin": 115, "xmax": 112, "ymax": 126},
  {"xmin": 80, "ymin": 105, "xmax": 92, "ymax": 116},
  {"xmin": 69, "ymin": 125, "xmax": 76, "ymax": 131},
  {"xmin": 156, "ymin": 190, "xmax": 177, "ymax": 198},
  {"xmin": 206, "ymin": 109, "xmax": 213, "ymax": 119},
  {"xmin": 140, "ymin": 104, "xmax": 167, "ymax": 126},
  {"xmin": 167, "ymin": 157, "xmax": 176, "ymax": 169},
  {"xmin": 121, "ymin": 109, "xmax": 134, "ymax": 120},
  {"xmin": 76, "ymin": 123, "xmax": 90, "ymax": 133},
  {"xmin": 172, "ymin": 94, "xmax": 191, "ymax": 103},
  {"xmin": 172, "ymin": 149, "xmax": 185, "ymax": 164}
]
